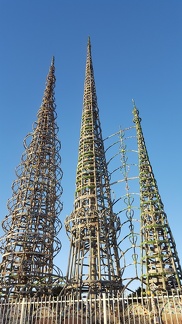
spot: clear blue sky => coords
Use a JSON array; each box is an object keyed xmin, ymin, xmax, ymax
[{"xmin": 0, "ymin": 1, "xmax": 182, "ymax": 278}]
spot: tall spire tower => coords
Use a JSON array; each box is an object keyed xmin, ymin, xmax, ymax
[
  {"xmin": 0, "ymin": 59, "xmax": 63, "ymax": 298},
  {"xmin": 65, "ymin": 38, "xmax": 122, "ymax": 296},
  {"xmin": 133, "ymin": 102, "xmax": 182, "ymax": 294}
]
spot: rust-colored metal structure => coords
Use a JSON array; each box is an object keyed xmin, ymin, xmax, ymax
[
  {"xmin": 0, "ymin": 58, "xmax": 63, "ymax": 298},
  {"xmin": 133, "ymin": 102, "xmax": 182, "ymax": 294},
  {"xmin": 65, "ymin": 38, "xmax": 123, "ymax": 296}
]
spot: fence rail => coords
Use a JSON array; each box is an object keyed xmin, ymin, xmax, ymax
[{"xmin": 0, "ymin": 294, "xmax": 182, "ymax": 324}]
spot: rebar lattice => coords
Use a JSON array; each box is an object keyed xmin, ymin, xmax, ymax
[
  {"xmin": 105, "ymin": 127, "xmax": 141, "ymax": 291},
  {"xmin": 65, "ymin": 38, "xmax": 122, "ymax": 296},
  {"xmin": 0, "ymin": 58, "xmax": 63, "ymax": 298},
  {"xmin": 133, "ymin": 102, "xmax": 182, "ymax": 294}
]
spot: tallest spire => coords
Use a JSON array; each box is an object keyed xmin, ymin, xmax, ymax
[
  {"xmin": 65, "ymin": 38, "xmax": 122, "ymax": 296},
  {"xmin": 87, "ymin": 35, "xmax": 91, "ymax": 50},
  {"xmin": 83, "ymin": 36, "xmax": 98, "ymax": 113}
]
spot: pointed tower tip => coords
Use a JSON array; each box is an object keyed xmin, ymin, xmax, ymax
[
  {"xmin": 132, "ymin": 99, "xmax": 136, "ymax": 108},
  {"xmin": 132, "ymin": 99, "xmax": 142, "ymax": 123},
  {"xmin": 87, "ymin": 36, "xmax": 91, "ymax": 49},
  {"xmin": 51, "ymin": 56, "xmax": 55, "ymax": 66}
]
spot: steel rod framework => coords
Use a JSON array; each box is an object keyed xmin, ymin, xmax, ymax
[
  {"xmin": 65, "ymin": 38, "xmax": 122, "ymax": 296},
  {"xmin": 0, "ymin": 58, "xmax": 63, "ymax": 298},
  {"xmin": 117, "ymin": 128, "xmax": 140, "ymax": 281},
  {"xmin": 104, "ymin": 128, "xmax": 141, "ymax": 290},
  {"xmin": 0, "ymin": 38, "xmax": 181, "ymax": 302},
  {"xmin": 133, "ymin": 102, "xmax": 182, "ymax": 294}
]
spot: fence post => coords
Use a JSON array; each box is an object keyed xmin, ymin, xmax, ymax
[
  {"xmin": 20, "ymin": 298, "xmax": 26, "ymax": 324},
  {"xmin": 103, "ymin": 293, "xmax": 107, "ymax": 324}
]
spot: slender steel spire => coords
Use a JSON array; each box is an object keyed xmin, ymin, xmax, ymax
[
  {"xmin": 65, "ymin": 38, "xmax": 122, "ymax": 297},
  {"xmin": 0, "ymin": 59, "xmax": 63, "ymax": 298},
  {"xmin": 133, "ymin": 102, "xmax": 182, "ymax": 294}
]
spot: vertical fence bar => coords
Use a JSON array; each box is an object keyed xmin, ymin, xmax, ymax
[
  {"xmin": 19, "ymin": 298, "xmax": 25, "ymax": 324},
  {"xmin": 102, "ymin": 293, "xmax": 107, "ymax": 324}
]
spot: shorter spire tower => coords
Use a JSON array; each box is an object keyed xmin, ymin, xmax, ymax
[
  {"xmin": 65, "ymin": 38, "xmax": 122, "ymax": 296},
  {"xmin": 133, "ymin": 102, "xmax": 182, "ymax": 294},
  {"xmin": 0, "ymin": 59, "xmax": 63, "ymax": 298}
]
